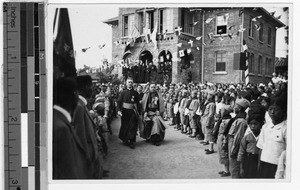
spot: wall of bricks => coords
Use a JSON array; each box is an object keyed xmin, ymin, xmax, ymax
[
  {"xmin": 202, "ymin": 9, "xmax": 243, "ymax": 83},
  {"xmin": 243, "ymin": 8, "xmax": 277, "ymax": 84},
  {"xmin": 106, "ymin": 7, "xmax": 280, "ymax": 85}
]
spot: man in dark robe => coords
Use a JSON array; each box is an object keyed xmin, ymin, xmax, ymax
[
  {"xmin": 149, "ymin": 62, "xmax": 157, "ymax": 82},
  {"xmin": 133, "ymin": 63, "xmax": 139, "ymax": 83},
  {"xmin": 73, "ymin": 75, "xmax": 106, "ymax": 178},
  {"xmin": 140, "ymin": 83, "xmax": 168, "ymax": 146},
  {"xmin": 117, "ymin": 77, "xmax": 142, "ymax": 149},
  {"xmin": 137, "ymin": 84, "xmax": 144, "ymax": 102},
  {"xmin": 53, "ymin": 77, "xmax": 85, "ymax": 179},
  {"xmin": 138, "ymin": 61, "xmax": 145, "ymax": 83},
  {"xmin": 144, "ymin": 63, "xmax": 150, "ymax": 83},
  {"xmin": 122, "ymin": 64, "xmax": 128, "ymax": 81}
]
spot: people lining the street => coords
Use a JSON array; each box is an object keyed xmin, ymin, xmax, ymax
[{"xmin": 53, "ymin": 69, "xmax": 288, "ymax": 179}]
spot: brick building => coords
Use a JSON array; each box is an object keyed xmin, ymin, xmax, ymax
[{"xmin": 104, "ymin": 7, "xmax": 284, "ymax": 84}]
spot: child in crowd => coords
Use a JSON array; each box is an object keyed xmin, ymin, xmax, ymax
[
  {"xmin": 188, "ymin": 90, "xmax": 200, "ymax": 138},
  {"xmin": 227, "ymin": 97, "xmax": 250, "ymax": 178},
  {"xmin": 200, "ymin": 90, "xmax": 216, "ymax": 154},
  {"xmin": 216, "ymin": 105, "xmax": 234, "ymax": 177},
  {"xmin": 257, "ymin": 94, "xmax": 287, "ymax": 178},
  {"xmin": 238, "ymin": 104, "xmax": 265, "ymax": 178}
]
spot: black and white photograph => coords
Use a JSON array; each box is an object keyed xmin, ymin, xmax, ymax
[
  {"xmin": 51, "ymin": 2, "xmax": 291, "ymax": 181},
  {"xmin": 1, "ymin": 0, "xmax": 298, "ymax": 190}
]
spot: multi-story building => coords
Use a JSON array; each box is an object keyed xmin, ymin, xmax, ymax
[{"xmin": 104, "ymin": 7, "xmax": 284, "ymax": 84}]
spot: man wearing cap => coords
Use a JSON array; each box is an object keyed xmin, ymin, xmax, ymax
[
  {"xmin": 227, "ymin": 97, "xmax": 250, "ymax": 178},
  {"xmin": 117, "ymin": 77, "xmax": 141, "ymax": 149}
]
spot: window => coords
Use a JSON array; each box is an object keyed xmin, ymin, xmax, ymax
[
  {"xmin": 259, "ymin": 23, "xmax": 264, "ymax": 42},
  {"xmin": 147, "ymin": 11, "xmax": 154, "ymax": 33},
  {"xmin": 265, "ymin": 58, "xmax": 273, "ymax": 76},
  {"xmin": 248, "ymin": 53, "xmax": 255, "ymax": 73},
  {"xmin": 269, "ymin": 59, "xmax": 273, "ymax": 75},
  {"xmin": 216, "ymin": 13, "xmax": 229, "ymax": 35},
  {"xmin": 216, "ymin": 52, "xmax": 226, "ymax": 72},
  {"xmin": 123, "ymin": 15, "xmax": 128, "ymax": 37},
  {"xmin": 258, "ymin": 55, "xmax": 263, "ymax": 74},
  {"xmin": 159, "ymin": 9, "xmax": 163, "ymax": 34},
  {"xmin": 248, "ymin": 17, "xmax": 255, "ymax": 38},
  {"xmin": 181, "ymin": 9, "xmax": 194, "ymax": 35},
  {"xmin": 138, "ymin": 12, "xmax": 144, "ymax": 35},
  {"xmin": 265, "ymin": 58, "xmax": 269, "ymax": 75},
  {"xmin": 267, "ymin": 27, "xmax": 272, "ymax": 45}
]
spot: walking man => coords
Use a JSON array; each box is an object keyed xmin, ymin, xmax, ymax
[{"xmin": 117, "ymin": 77, "xmax": 141, "ymax": 149}]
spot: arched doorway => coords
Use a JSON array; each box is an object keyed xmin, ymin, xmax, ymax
[
  {"xmin": 139, "ymin": 50, "xmax": 153, "ymax": 65},
  {"xmin": 158, "ymin": 50, "xmax": 173, "ymax": 84},
  {"xmin": 121, "ymin": 53, "xmax": 133, "ymax": 81},
  {"xmin": 136, "ymin": 50, "xmax": 154, "ymax": 83}
]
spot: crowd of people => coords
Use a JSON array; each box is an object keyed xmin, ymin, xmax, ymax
[
  {"xmin": 53, "ymin": 70, "xmax": 288, "ymax": 179},
  {"xmin": 158, "ymin": 78, "xmax": 287, "ymax": 179}
]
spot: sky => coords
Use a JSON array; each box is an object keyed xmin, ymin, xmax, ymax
[{"xmin": 52, "ymin": 4, "xmax": 289, "ymax": 69}]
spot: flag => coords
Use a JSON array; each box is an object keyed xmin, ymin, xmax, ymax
[
  {"xmin": 151, "ymin": 22, "xmax": 158, "ymax": 49},
  {"xmin": 239, "ymin": 9, "xmax": 244, "ymax": 17},
  {"xmin": 188, "ymin": 40, "xmax": 193, "ymax": 47},
  {"xmin": 205, "ymin": 17, "xmax": 213, "ymax": 24},
  {"xmin": 163, "ymin": 29, "xmax": 168, "ymax": 40},
  {"xmin": 187, "ymin": 48, "xmax": 192, "ymax": 54},
  {"xmin": 124, "ymin": 41, "xmax": 131, "ymax": 54},
  {"xmin": 131, "ymin": 25, "xmax": 140, "ymax": 40},
  {"xmin": 53, "ymin": 8, "xmax": 76, "ymax": 78},
  {"xmin": 270, "ymin": 11, "xmax": 276, "ymax": 16},
  {"xmin": 176, "ymin": 43, "xmax": 182, "ymax": 47},
  {"xmin": 252, "ymin": 15, "xmax": 262, "ymax": 22},
  {"xmin": 82, "ymin": 47, "xmax": 90, "ymax": 52},
  {"xmin": 227, "ymin": 25, "xmax": 235, "ymax": 30},
  {"xmin": 255, "ymin": 23, "xmax": 262, "ymax": 31},
  {"xmin": 98, "ymin": 44, "xmax": 106, "ymax": 49},
  {"xmin": 175, "ymin": 26, "xmax": 182, "ymax": 36},
  {"xmin": 114, "ymin": 40, "xmax": 120, "ymax": 46},
  {"xmin": 238, "ymin": 25, "xmax": 246, "ymax": 33},
  {"xmin": 179, "ymin": 50, "xmax": 185, "ymax": 57}
]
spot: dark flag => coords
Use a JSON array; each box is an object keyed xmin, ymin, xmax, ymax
[{"xmin": 53, "ymin": 8, "xmax": 77, "ymax": 79}]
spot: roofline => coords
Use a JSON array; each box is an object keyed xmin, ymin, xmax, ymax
[
  {"xmin": 103, "ymin": 16, "xmax": 119, "ymax": 25},
  {"xmin": 258, "ymin": 7, "xmax": 285, "ymax": 28}
]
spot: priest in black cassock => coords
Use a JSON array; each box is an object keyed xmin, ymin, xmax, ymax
[{"xmin": 117, "ymin": 77, "xmax": 142, "ymax": 149}]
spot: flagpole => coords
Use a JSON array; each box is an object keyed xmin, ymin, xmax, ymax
[{"xmin": 241, "ymin": 9, "xmax": 244, "ymax": 83}]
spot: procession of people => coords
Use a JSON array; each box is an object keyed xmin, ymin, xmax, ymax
[{"xmin": 53, "ymin": 69, "xmax": 288, "ymax": 179}]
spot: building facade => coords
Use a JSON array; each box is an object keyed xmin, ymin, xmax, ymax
[{"xmin": 104, "ymin": 7, "xmax": 284, "ymax": 84}]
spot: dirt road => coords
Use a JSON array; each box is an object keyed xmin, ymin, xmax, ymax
[{"xmin": 103, "ymin": 117, "xmax": 229, "ymax": 179}]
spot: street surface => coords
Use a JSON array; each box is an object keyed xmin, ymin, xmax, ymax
[{"xmin": 103, "ymin": 117, "xmax": 229, "ymax": 179}]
